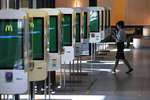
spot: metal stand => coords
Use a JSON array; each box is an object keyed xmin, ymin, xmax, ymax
[
  {"xmin": 6, "ymin": 95, "xmax": 9, "ymax": 100},
  {"xmin": 69, "ymin": 61, "xmax": 72, "ymax": 83},
  {"xmin": 48, "ymin": 72, "xmax": 51, "ymax": 100},
  {"xmin": 6, "ymin": 0, "xmax": 9, "ymax": 9},
  {"xmin": 90, "ymin": 43, "xmax": 96, "ymax": 62},
  {"xmin": 44, "ymin": 79, "xmax": 47, "ymax": 100},
  {"xmin": 4, "ymin": 95, "xmax": 6, "ymax": 100},
  {"xmin": 29, "ymin": 81, "xmax": 34, "ymax": 100},
  {"xmin": 63, "ymin": 62, "xmax": 66, "ymax": 88},
  {"xmin": 73, "ymin": 60, "xmax": 75, "ymax": 78},
  {"xmin": 14, "ymin": 94, "xmax": 19, "ymax": 100},
  {"xmin": 33, "ymin": 82, "xmax": 35, "ymax": 100},
  {"xmin": 60, "ymin": 62, "xmax": 62, "ymax": 87},
  {"xmin": 79, "ymin": 56, "xmax": 82, "ymax": 74},
  {"xmin": 77, "ymin": 57, "xmax": 79, "ymax": 74}
]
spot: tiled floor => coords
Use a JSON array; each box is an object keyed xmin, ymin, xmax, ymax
[{"xmin": 54, "ymin": 48, "xmax": 150, "ymax": 100}]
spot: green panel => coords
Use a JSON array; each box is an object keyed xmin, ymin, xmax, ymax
[
  {"xmin": 31, "ymin": 18, "xmax": 44, "ymax": 60},
  {"xmin": 101, "ymin": 11, "xmax": 104, "ymax": 31},
  {"xmin": 90, "ymin": 11, "xmax": 99, "ymax": 32},
  {"xmin": 83, "ymin": 12, "xmax": 88, "ymax": 39},
  {"xmin": 63, "ymin": 14, "xmax": 72, "ymax": 46},
  {"xmin": 76, "ymin": 13, "xmax": 81, "ymax": 42},
  {"xmin": 0, "ymin": 20, "xmax": 23, "ymax": 69},
  {"xmin": 49, "ymin": 16, "xmax": 58, "ymax": 53}
]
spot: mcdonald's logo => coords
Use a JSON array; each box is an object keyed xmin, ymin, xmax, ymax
[
  {"xmin": 30, "ymin": 22, "xmax": 34, "ymax": 29},
  {"xmin": 5, "ymin": 24, "xmax": 13, "ymax": 32}
]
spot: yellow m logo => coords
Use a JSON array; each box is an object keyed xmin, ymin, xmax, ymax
[
  {"xmin": 30, "ymin": 22, "xmax": 34, "ymax": 29},
  {"xmin": 5, "ymin": 25, "xmax": 13, "ymax": 32}
]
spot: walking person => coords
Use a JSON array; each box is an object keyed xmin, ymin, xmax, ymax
[{"xmin": 112, "ymin": 21, "xmax": 133, "ymax": 74}]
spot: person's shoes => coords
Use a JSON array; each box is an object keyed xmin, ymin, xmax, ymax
[
  {"xmin": 126, "ymin": 68, "xmax": 133, "ymax": 74},
  {"xmin": 112, "ymin": 69, "xmax": 116, "ymax": 74}
]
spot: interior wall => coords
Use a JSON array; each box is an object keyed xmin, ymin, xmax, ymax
[
  {"xmin": 97, "ymin": 0, "xmax": 150, "ymax": 26},
  {"xmin": 97, "ymin": 0, "xmax": 114, "ymax": 8},
  {"xmin": 5, "ymin": 0, "xmax": 148, "ymax": 26},
  {"xmin": 97, "ymin": 0, "xmax": 126, "ymax": 25},
  {"xmin": 126, "ymin": 0, "xmax": 150, "ymax": 26},
  {"xmin": 55, "ymin": 0, "xmax": 89, "ymax": 8}
]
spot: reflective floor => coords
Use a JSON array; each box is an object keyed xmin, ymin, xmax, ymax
[
  {"xmin": 54, "ymin": 47, "xmax": 150, "ymax": 100},
  {"xmin": 2, "ymin": 46, "xmax": 150, "ymax": 100}
]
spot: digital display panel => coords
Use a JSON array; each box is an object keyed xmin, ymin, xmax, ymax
[
  {"xmin": 76, "ymin": 13, "xmax": 81, "ymax": 42},
  {"xmin": 63, "ymin": 14, "xmax": 72, "ymax": 46},
  {"xmin": 105, "ymin": 10, "xmax": 107, "ymax": 28},
  {"xmin": 83, "ymin": 12, "xmax": 88, "ymax": 39},
  {"xmin": 101, "ymin": 11, "xmax": 104, "ymax": 31},
  {"xmin": 108, "ymin": 10, "xmax": 111, "ymax": 27},
  {"xmin": 0, "ymin": 19, "xmax": 23, "ymax": 69},
  {"xmin": 49, "ymin": 16, "xmax": 58, "ymax": 53},
  {"xmin": 30, "ymin": 18, "xmax": 44, "ymax": 60},
  {"xmin": 90, "ymin": 11, "xmax": 99, "ymax": 32}
]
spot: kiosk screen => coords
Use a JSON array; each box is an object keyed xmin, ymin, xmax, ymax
[
  {"xmin": 63, "ymin": 14, "xmax": 72, "ymax": 46},
  {"xmin": 90, "ymin": 11, "xmax": 99, "ymax": 32},
  {"xmin": 49, "ymin": 16, "xmax": 58, "ymax": 53},
  {"xmin": 31, "ymin": 18, "xmax": 44, "ymax": 60},
  {"xmin": 84, "ymin": 12, "xmax": 88, "ymax": 39},
  {"xmin": 108, "ymin": 10, "xmax": 111, "ymax": 27},
  {"xmin": 76, "ymin": 13, "xmax": 81, "ymax": 42},
  {"xmin": 101, "ymin": 11, "xmax": 104, "ymax": 31},
  {"xmin": 105, "ymin": 10, "xmax": 107, "ymax": 28},
  {"xmin": 0, "ymin": 19, "xmax": 23, "ymax": 69}
]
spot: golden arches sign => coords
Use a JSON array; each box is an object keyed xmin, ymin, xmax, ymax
[{"xmin": 5, "ymin": 25, "xmax": 13, "ymax": 32}]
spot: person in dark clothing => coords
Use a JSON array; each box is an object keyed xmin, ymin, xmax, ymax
[{"xmin": 112, "ymin": 21, "xmax": 133, "ymax": 74}]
